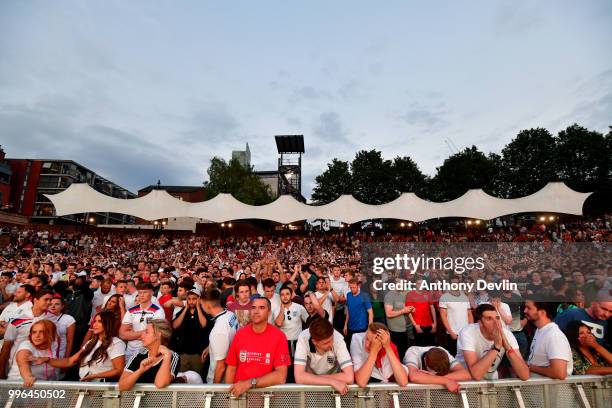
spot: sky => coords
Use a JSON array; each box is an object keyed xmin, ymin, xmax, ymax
[{"xmin": 1, "ymin": 1, "xmax": 611, "ymax": 199}]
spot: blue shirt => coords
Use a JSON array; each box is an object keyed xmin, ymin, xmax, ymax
[
  {"xmin": 555, "ymin": 308, "xmax": 608, "ymax": 345},
  {"xmin": 346, "ymin": 290, "xmax": 372, "ymax": 330}
]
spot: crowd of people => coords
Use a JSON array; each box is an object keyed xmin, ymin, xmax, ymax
[{"xmin": 0, "ymin": 218, "xmax": 609, "ymax": 396}]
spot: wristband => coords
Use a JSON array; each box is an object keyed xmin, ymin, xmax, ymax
[
  {"xmin": 492, "ymin": 345, "xmax": 501, "ymax": 353},
  {"xmin": 507, "ymin": 348, "xmax": 514, "ymax": 355}
]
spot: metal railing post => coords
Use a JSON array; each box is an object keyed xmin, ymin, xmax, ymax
[
  {"xmin": 574, "ymin": 383, "xmax": 592, "ymax": 408},
  {"xmin": 73, "ymin": 390, "xmax": 88, "ymax": 408},
  {"xmin": 132, "ymin": 391, "xmax": 145, "ymax": 408},
  {"xmin": 479, "ymin": 385, "xmax": 497, "ymax": 408},
  {"xmin": 229, "ymin": 394, "xmax": 247, "ymax": 408},
  {"xmin": 203, "ymin": 392, "xmax": 214, "ymax": 408},
  {"xmin": 590, "ymin": 379, "xmax": 609, "ymax": 408},
  {"xmin": 102, "ymin": 390, "xmax": 121, "ymax": 408},
  {"xmin": 512, "ymin": 387, "xmax": 527, "ymax": 408},
  {"xmin": 459, "ymin": 389, "xmax": 470, "ymax": 408},
  {"xmin": 355, "ymin": 390, "xmax": 375, "ymax": 408},
  {"xmin": 334, "ymin": 393, "xmax": 342, "ymax": 408}
]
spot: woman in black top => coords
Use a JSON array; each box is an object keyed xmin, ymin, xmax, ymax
[{"xmin": 118, "ymin": 319, "xmax": 180, "ymax": 390}]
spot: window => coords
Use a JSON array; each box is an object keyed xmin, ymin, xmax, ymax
[
  {"xmin": 33, "ymin": 203, "xmax": 55, "ymax": 217},
  {"xmin": 38, "ymin": 175, "xmax": 59, "ymax": 189}
]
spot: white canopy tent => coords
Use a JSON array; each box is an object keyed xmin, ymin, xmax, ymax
[{"xmin": 45, "ymin": 182, "xmax": 592, "ymax": 224}]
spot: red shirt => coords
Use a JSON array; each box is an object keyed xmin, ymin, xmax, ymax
[
  {"xmin": 157, "ymin": 294, "xmax": 173, "ymax": 321},
  {"xmin": 226, "ymin": 323, "xmax": 291, "ymax": 382},
  {"xmin": 405, "ymin": 291, "xmax": 433, "ymax": 327}
]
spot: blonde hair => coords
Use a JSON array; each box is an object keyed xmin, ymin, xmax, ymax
[{"xmin": 149, "ymin": 319, "xmax": 172, "ymax": 346}]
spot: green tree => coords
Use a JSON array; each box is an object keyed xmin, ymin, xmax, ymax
[
  {"xmin": 555, "ymin": 124, "xmax": 609, "ymax": 191},
  {"xmin": 205, "ymin": 157, "xmax": 273, "ymax": 205},
  {"xmin": 392, "ymin": 156, "xmax": 429, "ymax": 197},
  {"xmin": 311, "ymin": 159, "xmax": 353, "ymax": 204},
  {"xmin": 496, "ymin": 128, "xmax": 557, "ymax": 198},
  {"xmin": 556, "ymin": 124, "xmax": 611, "ymax": 214},
  {"xmin": 431, "ymin": 146, "xmax": 499, "ymax": 201},
  {"xmin": 351, "ymin": 150, "xmax": 397, "ymax": 204}
]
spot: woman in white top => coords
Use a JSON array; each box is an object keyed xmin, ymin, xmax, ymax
[
  {"xmin": 48, "ymin": 296, "xmax": 76, "ymax": 359},
  {"xmin": 8, "ymin": 320, "xmax": 59, "ymax": 386},
  {"xmin": 42, "ymin": 310, "xmax": 126, "ymax": 381}
]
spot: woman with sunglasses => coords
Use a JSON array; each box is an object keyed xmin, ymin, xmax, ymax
[{"xmin": 37, "ymin": 310, "xmax": 126, "ymax": 382}]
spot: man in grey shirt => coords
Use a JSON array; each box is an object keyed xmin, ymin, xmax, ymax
[{"xmin": 383, "ymin": 284, "xmax": 414, "ymax": 358}]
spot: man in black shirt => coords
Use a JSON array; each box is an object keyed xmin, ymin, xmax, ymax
[{"xmin": 172, "ymin": 289, "xmax": 209, "ymax": 376}]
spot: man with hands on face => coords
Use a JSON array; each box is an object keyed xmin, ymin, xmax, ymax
[
  {"xmin": 456, "ymin": 304, "xmax": 529, "ymax": 381},
  {"xmin": 351, "ymin": 322, "xmax": 408, "ymax": 387},
  {"xmin": 403, "ymin": 346, "xmax": 472, "ymax": 393}
]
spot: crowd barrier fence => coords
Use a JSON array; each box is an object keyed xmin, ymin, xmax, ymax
[{"xmin": 0, "ymin": 375, "xmax": 610, "ymax": 408}]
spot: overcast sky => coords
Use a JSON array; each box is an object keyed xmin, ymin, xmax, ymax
[{"xmin": 1, "ymin": 1, "xmax": 611, "ymax": 199}]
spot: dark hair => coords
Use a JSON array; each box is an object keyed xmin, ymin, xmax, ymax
[
  {"xmin": 252, "ymin": 295, "xmax": 271, "ymax": 310},
  {"xmin": 178, "ymin": 282, "xmax": 194, "ymax": 291},
  {"xmin": 223, "ymin": 277, "xmax": 236, "ymax": 286},
  {"xmin": 202, "ymin": 288, "xmax": 221, "ymax": 305},
  {"xmin": 81, "ymin": 310, "xmax": 120, "ymax": 368},
  {"xmin": 526, "ymin": 300, "xmax": 555, "ymax": 320},
  {"xmin": 136, "ymin": 282, "xmax": 154, "ymax": 291},
  {"xmin": 423, "ymin": 348, "xmax": 451, "ymax": 376},
  {"xmin": 160, "ymin": 280, "xmax": 175, "ymax": 289},
  {"xmin": 309, "ymin": 318, "xmax": 334, "ymax": 341},
  {"xmin": 21, "ymin": 284, "xmax": 36, "ymax": 297},
  {"xmin": 262, "ymin": 278, "xmax": 276, "ymax": 289},
  {"xmin": 93, "ymin": 276, "xmax": 105, "ymax": 283},
  {"xmin": 280, "ymin": 282, "xmax": 294, "ymax": 293},
  {"xmin": 565, "ymin": 320, "xmax": 588, "ymax": 352},
  {"xmin": 33, "ymin": 288, "xmax": 53, "ymax": 300},
  {"xmin": 234, "ymin": 279, "xmax": 250, "ymax": 293},
  {"xmin": 474, "ymin": 304, "xmax": 496, "ymax": 322},
  {"xmin": 246, "ymin": 277, "xmax": 258, "ymax": 288}
]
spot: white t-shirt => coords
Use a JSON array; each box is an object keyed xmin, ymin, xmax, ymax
[
  {"xmin": 4, "ymin": 310, "xmax": 56, "ymax": 368},
  {"xmin": 267, "ymin": 294, "xmax": 281, "ymax": 325},
  {"xmin": 528, "ymin": 322, "xmax": 573, "ymax": 377},
  {"xmin": 50, "ymin": 313, "xmax": 76, "ymax": 358},
  {"xmin": 403, "ymin": 346, "xmax": 459, "ymax": 372},
  {"xmin": 350, "ymin": 332, "xmax": 408, "ymax": 383},
  {"xmin": 294, "ymin": 329, "xmax": 352, "ymax": 374},
  {"xmin": 329, "ymin": 276, "xmax": 349, "ymax": 310},
  {"xmin": 439, "ymin": 292, "xmax": 471, "ymax": 334},
  {"xmin": 0, "ymin": 301, "xmax": 32, "ymax": 323},
  {"xmin": 207, "ymin": 310, "xmax": 239, "ymax": 384},
  {"xmin": 92, "ymin": 288, "xmax": 115, "ymax": 321},
  {"xmin": 5, "ymin": 282, "xmax": 19, "ymax": 296},
  {"xmin": 455, "ymin": 323, "xmax": 518, "ymax": 380},
  {"xmin": 7, "ymin": 340, "xmax": 58, "ymax": 381},
  {"xmin": 315, "ymin": 291, "xmax": 334, "ymax": 323},
  {"xmin": 123, "ymin": 293, "xmax": 138, "ymax": 309},
  {"xmin": 276, "ymin": 303, "xmax": 309, "ymax": 341},
  {"xmin": 121, "ymin": 303, "xmax": 165, "ymax": 357},
  {"xmin": 79, "ymin": 337, "xmax": 126, "ymax": 379}
]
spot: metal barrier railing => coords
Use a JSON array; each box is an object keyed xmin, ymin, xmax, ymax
[{"xmin": 0, "ymin": 376, "xmax": 610, "ymax": 408}]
